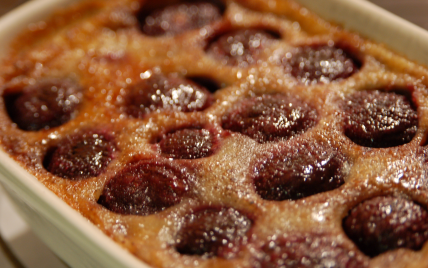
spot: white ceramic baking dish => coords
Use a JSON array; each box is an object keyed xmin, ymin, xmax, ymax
[{"xmin": 0, "ymin": 0, "xmax": 428, "ymax": 267}]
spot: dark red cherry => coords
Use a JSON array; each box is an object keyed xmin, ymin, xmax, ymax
[
  {"xmin": 222, "ymin": 94, "xmax": 317, "ymax": 143},
  {"xmin": 282, "ymin": 44, "xmax": 360, "ymax": 84},
  {"xmin": 255, "ymin": 234, "xmax": 368, "ymax": 268},
  {"xmin": 343, "ymin": 196, "xmax": 428, "ymax": 257},
  {"xmin": 253, "ymin": 141, "xmax": 346, "ymax": 201},
  {"xmin": 97, "ymin": 159, "xmax": 192, "ymax": 216},
  {"xmin": 123, "ymin": 73, "xmax": 213, "ymax": 118},
  {"xmin": 139, "ymin": 1, "xmax": 223, "ymax": 36},
  {"xmin": 44, "ymin": 131, "xmax": 117, "ymax": 180},
  {"xmin": 4, "ymin": 78, "xmax": 82, "ymax": 131},
  {"xmin": 174, "ymin": 207, "xmax": 252, "ymax": 258},
  {"xmin": 342, "ymin": 90, "xmax": 418, "ymax": 148},
  {"xmin": 206, "ymin": 29, "xmax": 278, "ymax": 67},
  {"xmin": 158, "ymin": 128, "xmax": 216, "ymax": 159}
]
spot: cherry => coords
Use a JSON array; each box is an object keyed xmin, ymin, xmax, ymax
[
  {"xmin": 282, "ymin": 44, "xmax": 360, "ymax": 84},
  {"xmin": 123, "ymin": 73, "xmax": 213, "ymax": 119},
  {"xmin": 138, "ymin": 1, "xmax": 223, "ymax": 36},
  {"xmin": 222, "ymin": 94, "xmax": 317, "ymax": 143},
  {"xmin": 97, "ymin": 159, "xmax": 192, "ymax": 216},
  {"xmin": 253, "ymin": 141, "xmax": 346, "ymax": 201},
  {"xmin": 206, "ymin": 29, "xmax": 278, "ymax": 67},
  {"xmin": 343, "ymin": 196, "xmax": 428, "ymax": 257},
  {"xmin": 158, "ymin": 128, "xmax": 216, "ymax": 159},
  {"xmin": 44, "ymin": 131, "xmax": 116, "ymax": 180},
  {"xmin": 342, "ymin": 90, "xmax": 418, "ymax": 148},
  {"xmin": 174, "ymin": 206, "xmax": 252, "ymax": 258},
  {"xmin": 255, "ymin": 234, "xmax": 368, "ymax": 268},
  {"xmin": 4, "ymin": 78, "xmax": 82, "ymax": 131}
]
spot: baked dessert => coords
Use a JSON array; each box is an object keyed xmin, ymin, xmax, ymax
[{"xmin": 1, "ymin": 0, "xmax": 428, "ymax": 267}]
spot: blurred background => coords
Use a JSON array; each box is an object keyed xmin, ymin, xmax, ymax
[
  {"xmin": 368, "ymin": 0, "xmax": 428, "ymax": 30},
  {"xmin": 0, "ymin": 0, "xmax": 26, "ymax": 17}
]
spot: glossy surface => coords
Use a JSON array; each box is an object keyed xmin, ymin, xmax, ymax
[
  {"xmin": 206, "ymin": 29, "xmax": 277, "ymax": 67},
  {"xmin": 44, "ymin": 131, "xmax": 117, "ymax": 180},
  {"xmin": 98, "ymin": 159, "xmax": 192, "ymax": 216},
  {"xmin": 342, "ymin": 90, "xmax": 418, "ymax": 148},
  {"xmin": 255, "ymin": 234, "xmax": 368, "ymax": 268},
  {"xmin": 174, "ymin": 207, "xmax": 252, "ymax": 259},
  {"xmin": 4, "ymin": 78, "xmax": 82, "ymax": 131},
  {"xmin": 253, "ymin": 141, "xmax": 346, "ymax": 201},
  {"xmin": 158, "ymin": 128, "xmax": 216, "ymax": 159},
  {"xmin": 343, "ymin": 196, "xmax": 428, "ymax": 257},
  {"xmin": 222, "ymin": 94, "xmax": 318, "ymax": 143},
  {"xmin": 282, "ymin": 45, "xmax": 360, "ymax": 85},
  {"xmin": 123, "ymin": 73, "xmax": 213, "ymax": 118},
  {"xmin": 138, "ymin": 1, "xmax": 223, "ymax": 36}
]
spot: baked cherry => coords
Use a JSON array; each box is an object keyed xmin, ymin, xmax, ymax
[
  {"xmin": 252, "ymin": 141, "xmax": 346, "ymax": 201},
  {"xmin": 282, "ymin": 44, "xmax": 360, "ymax": 84},
  {"xmin": 44, "ymin": 131, "xmax": 117, "ymax": 180},
  {"xmin": 222, "ymin": 94, "xmax": 317, "ymax": 143},
  {"xmin": 123, "ymin": 73, "xmax": 213, "ymax": 119},
  {"xmin": 174, "ymin": 206, "xmax": 252, "ymax": 258},
  {"xmin": 138, "ymin": 1, "xmax": 224, "ymax": 36},
  {"xmin": 342, "ymin": 90, "xmax": 418, "ymax": 148},
  {"xmin": 4, "ymin": 78, "xmax": 82, "ymax": 131},
  {"xmin": 206, "ymin": 29, "xmax": 278, "ymax": 67},
  {"xmin": 343, "ymin": 196, "xmax": 428, "ymax": 257},
  {"xmin": 158, "ymin": 128, "xmax": 216, "ymax": 159},
  {"xmin": 98, "ymin": 159, "xmax": 192, "ymax": 216},
  {"xmin": 255, "ymin": 234, "xmax": 368, "ymax": 268}
]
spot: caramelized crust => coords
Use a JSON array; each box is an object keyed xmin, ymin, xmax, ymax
[{"xmin": 1, "ymin": 0, "xmax": 428, "ymax": 267}]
